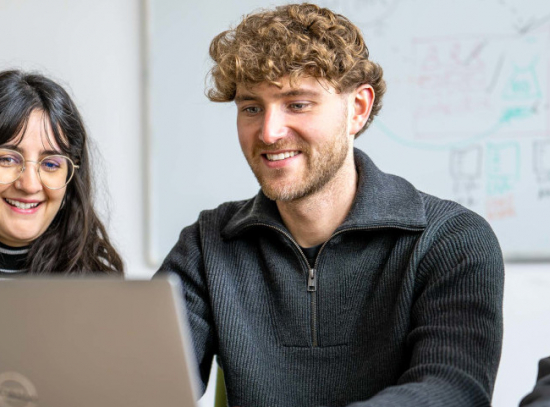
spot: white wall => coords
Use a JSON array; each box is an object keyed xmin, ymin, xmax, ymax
[{"xmin": 0, "ymin": 1, "xmax": 548, "ymax": 407}]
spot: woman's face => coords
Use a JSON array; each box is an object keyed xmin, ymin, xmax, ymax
[{"xmin": 0, "ymin": 110, "xmax": 67, "ymax": 247}]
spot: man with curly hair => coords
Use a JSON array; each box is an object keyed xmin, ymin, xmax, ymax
[{"xmin": 159, "ymin": 3, "xmax": 504, "ymax": 406}]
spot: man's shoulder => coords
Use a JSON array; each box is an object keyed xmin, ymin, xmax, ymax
[
  {"xmin": 418, "ymin": 190, "xmax": 483, "ymax": 224},
  {"xmin": 159, "ymin": 197, "xmax": 256, "ymax": 270},
  {"xmin": 417, "ymin": 189, "xmax": 495, "ymax": 237},
  {"xmin": 196, "ymin": 198, "xmax": 254, "ymax": 228},
  {"xmin": 415, "ymin": 190, "xmax": 502, "ymax": 259}
]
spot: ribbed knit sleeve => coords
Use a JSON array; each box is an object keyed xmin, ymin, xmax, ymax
[
  {"xmin": 347, "ymin": 209, "xmax": 504, "ymax": 407},
  {"xmin": 157, "ymin": 221, "xmax": 216, "ymax": 395},
  {"xmin": 520, "ymin": 357, "xmax": 550, "ymax": 406}
]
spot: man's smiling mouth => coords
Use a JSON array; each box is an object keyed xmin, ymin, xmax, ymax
[{"xmin": 265, "ymin": 151, "xmax": 300, "ymax": 161}]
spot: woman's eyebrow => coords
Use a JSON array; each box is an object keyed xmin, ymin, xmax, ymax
[
  {"xmin": 0, "ymin": 145, "xmax": 62, "ymax": 156},
  {"xmin": 41, "ymin": 149, "xmax": 63, "ymax": 156},
  {"xmin": 0, "ymin": 144, "xmax": 21, "ymax": 151}
]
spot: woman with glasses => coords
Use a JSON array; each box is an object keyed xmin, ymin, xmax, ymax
[{"xmin": 0, "ymin": 70, "xmax": 123, "ymax": 275}]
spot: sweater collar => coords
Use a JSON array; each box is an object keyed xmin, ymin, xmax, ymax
[
  {"xmin": 221, "ymin": 148, "xmax": 427, "ymax": 239},
  {"xmin": 0, "ymin": 241, "xmax": 30, "ymax": 255}
]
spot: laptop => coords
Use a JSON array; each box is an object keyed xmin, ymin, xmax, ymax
[{"xmin": 0, "ymin": 273, "xmax": 200, "ymax": 407}]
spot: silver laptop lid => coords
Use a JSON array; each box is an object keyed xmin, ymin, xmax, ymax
[{"xmin": 0, "ymin": 274, "xmax": 199, "ymax": 407}]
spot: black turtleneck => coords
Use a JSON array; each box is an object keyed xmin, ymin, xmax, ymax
[{"xmin": 0, "ymin": 241, "xmax": 29, "ymax": 276}]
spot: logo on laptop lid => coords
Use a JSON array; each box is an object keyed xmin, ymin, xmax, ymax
[{"xmin": 0, "ymin": 372, "xmax": 38, "ymax": 407}]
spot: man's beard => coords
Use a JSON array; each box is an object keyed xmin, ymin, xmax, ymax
[{"xmin": 246, "ymin": 119, "xmax": 351, "ymax": 202}]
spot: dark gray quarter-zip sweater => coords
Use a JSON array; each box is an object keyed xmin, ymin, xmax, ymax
[{"xmin": 159, "ymin": 149, "xmax": 504, "ymax": 407}]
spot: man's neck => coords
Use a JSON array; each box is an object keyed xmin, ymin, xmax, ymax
[{"xmin": 276, "ymin": 156, "xmax": 357, "ymax": 248}]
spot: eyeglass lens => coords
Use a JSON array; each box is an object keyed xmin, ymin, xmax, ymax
[{"xmin": 0, "ymin": 149, "xmax": 75, "ymax": 189}]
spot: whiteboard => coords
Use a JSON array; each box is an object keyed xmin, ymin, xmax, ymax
[{"xmin": 146, "ymin": 0, "xmax": 550, "ymax": 266}]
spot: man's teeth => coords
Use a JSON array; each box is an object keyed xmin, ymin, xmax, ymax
[
  {"xmin": 5, "ymin": 199, "xmax": 39, "ymax": 209},
  {"xmin": 266, "ymin": 151, "xmax": 299, "ymax": 161}
]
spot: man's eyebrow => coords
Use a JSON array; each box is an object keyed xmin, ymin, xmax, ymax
[
  {"xmin": 234, "ymin": 94, "xmax": 259, "ymax": 103},
  {"xmin": 235, "ymin": 89, "xmax": 322, "ymax": 103},
  {"xmin": 279, "ymin": 89, "xmax": 322, "ymax": 98}
]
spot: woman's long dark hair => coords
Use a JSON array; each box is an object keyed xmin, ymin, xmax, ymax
[{"xmin": 0, "ymin": 70, "xmax": 123, "ymax": 274}]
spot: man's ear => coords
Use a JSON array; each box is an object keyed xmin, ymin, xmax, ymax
[{"xmin": 349, "ymin": 84, "xmax": 375, "ymax": 136}]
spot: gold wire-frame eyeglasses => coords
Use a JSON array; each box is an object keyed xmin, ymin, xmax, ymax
[{"xmin": 0, "ymin": 148, "xmax": 79, "ymax": 190}]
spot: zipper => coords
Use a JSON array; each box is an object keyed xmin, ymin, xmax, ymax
[
  {"xmin": 247, "ymin": 222, "xmax": 424, "ymax": 348},
  {"xmin": 307, "ymin": 268, "xmax": 316, "ymax": 291},
  {"xmin": 308, "ymin": 267, "xmax": 318, "ymax": 347}
]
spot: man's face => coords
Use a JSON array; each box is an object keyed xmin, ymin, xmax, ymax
[{"xmin": 235, "ymin": 76, "xmax": 355, "ymax": 202}]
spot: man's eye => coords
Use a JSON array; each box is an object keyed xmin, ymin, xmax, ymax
[
  {"xmin": 289, "ymin": 103, "xmax": 308, "ymax": 110},
  {"xmin": 243, "ymin": 106, "xmax": 261, "ymax": 114}
]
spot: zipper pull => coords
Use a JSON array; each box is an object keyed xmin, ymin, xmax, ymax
[{"xmin": 308, "ymin": 268, "xmax": 317, "ymax": 292}]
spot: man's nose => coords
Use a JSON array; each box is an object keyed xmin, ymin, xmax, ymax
[
  {"xmin": 14, "ymin": 163, "xmax": 42, "ymax": 194},
  {"xmin": 260, "ymin": 108, "xmax": 288, "ymax": 145}
]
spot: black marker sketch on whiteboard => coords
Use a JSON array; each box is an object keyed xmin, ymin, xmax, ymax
[
  {"xmin": 451, "ymin": 145, "xmax": 483, "ymax": 207},
  {"xmin": 486, "ymin": 53, "xmax": 505, "ymax": 93},
  {"xmin": 502, "ymin": 0, "xmax": 550, "ymax": 34},
  {"xmin": 490, "ymin": 0, "xmax": 550, "ymax": 34},
  {"xmin": 516, "ymin": 14, "xmax": 550, "ymax": 35},
  {"xmin": 534, "ymin": 139, "xmax": 550, "ymax": 200}
]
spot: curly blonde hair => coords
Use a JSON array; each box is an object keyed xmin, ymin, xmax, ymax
[{"xmin": 207, "ymin": 3, "xmax": 386, "ymax": 135}]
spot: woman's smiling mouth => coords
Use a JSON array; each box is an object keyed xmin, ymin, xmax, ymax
[{"xmin": 4, "ymin": 198, "xmax": 41, "ymax": 210}]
